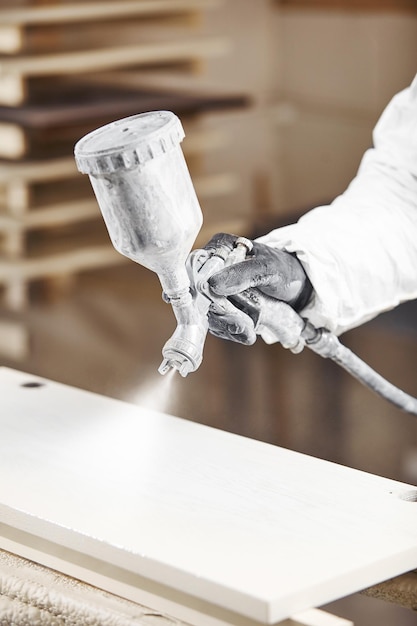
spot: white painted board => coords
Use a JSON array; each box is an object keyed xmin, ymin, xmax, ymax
[{"xmin": 0, "ymin": 367, "xmax": 416, "ymax": 625}]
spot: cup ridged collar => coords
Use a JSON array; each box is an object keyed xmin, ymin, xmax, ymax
[{"xmin": 74, "ymin": 111, "xmax": 184, "ymax": 175}]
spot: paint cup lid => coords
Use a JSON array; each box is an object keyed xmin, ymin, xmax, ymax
[{"xmin": 74, "ymin": 111, "xmax": 184, "ymax": 176}]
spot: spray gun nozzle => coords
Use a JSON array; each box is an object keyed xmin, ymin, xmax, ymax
[
  {"xmin": 158, "ymin": 355, "xmax": 194, "ymax": 378},
  {"xmin": 158, "ymin": 358, "xmax": 174, "ymax": 376}
]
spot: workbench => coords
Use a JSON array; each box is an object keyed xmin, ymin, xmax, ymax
[{"xmin": 0, "ymin": 367, "xmax": 416, "ymax": 625}]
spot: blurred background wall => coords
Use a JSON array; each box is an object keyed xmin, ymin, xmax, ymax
[{"xmin": 0, "ymin": 2, "xmax": 416, "ymax": 623}]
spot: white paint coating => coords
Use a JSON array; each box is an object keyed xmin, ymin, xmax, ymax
[{"xmin": 0, "ymin": 367, "xmax": 416, "ymax": 624}]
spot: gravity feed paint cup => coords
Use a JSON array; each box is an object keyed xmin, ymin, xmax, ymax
[{"xmin": 74, "ymin": 111, "xmax": 203, "ymax": 299}]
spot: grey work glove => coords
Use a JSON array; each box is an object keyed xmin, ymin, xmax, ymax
[{"xmin": 204, "ymin": 233, "xmax": 312, "ymax": 345}]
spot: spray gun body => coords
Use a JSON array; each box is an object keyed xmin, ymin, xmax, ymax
[
  {"xmin": 159, "ymin": 252, "xmax": 220, "ymax": 376},
  {"xmin": 160, "ymin": 238, "xmax": 254, "ymax": 375}
]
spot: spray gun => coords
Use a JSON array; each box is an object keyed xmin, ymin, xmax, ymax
[
  {"xmin": 74, "ymin": 110, "xmax": 241, "ymax": 377},
  {"xmin": 75, "ymin": 111, "xmax": 417, "ymax": 415}
]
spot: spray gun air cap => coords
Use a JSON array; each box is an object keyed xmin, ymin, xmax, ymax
[{"xmin": 74, "ymin": 111, "xmax": 185, "ymax": 176}]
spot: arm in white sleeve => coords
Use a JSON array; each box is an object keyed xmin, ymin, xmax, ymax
[{"xmin": 257, "ymin": 74, "xmax": 417, "ymax": 336}]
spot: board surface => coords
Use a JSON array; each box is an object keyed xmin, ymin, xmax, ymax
[{"xmin": 0, "ymin": 367, "xmax": 416, "ymax": 624}]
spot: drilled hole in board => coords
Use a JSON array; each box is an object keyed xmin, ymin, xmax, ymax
[{"xmin": 20, "ymin": 382, "xmax": 45, "ymax": 389}]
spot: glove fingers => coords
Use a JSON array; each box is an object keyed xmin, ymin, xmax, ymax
[
  {"xmin": 203, "ymin": 233, "xmax": 237, "ymax": 260},
  {"xmin": 207, "ymin": 308, "xmax": 257, "ymax": 345},
  {"xmin": 229, "ymin": 288, "xmax": 265, "ymax": 322},
  {"xmin": 209, "ymin": 252, "xmax": 307, "ymax": 304},
  {"xmin": 208, "ymin": 259, "xmax": 265, "ymax": 296},
  {"xmin": 203, "ymin": 232, "xmax": 236, "ymax": 249}
]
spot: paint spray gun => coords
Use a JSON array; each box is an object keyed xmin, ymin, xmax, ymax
[
  {"xmin": 75, "ymin": 111, "xmax": 417, "ymax": 415},
  {"xmin": 74, "ymin": 111, "xmax": 248, "ymax": 377}
]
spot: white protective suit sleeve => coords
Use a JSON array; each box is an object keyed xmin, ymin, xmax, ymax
[{"xmin": 257, "ymin": 74, "xmax": 417, "ymax": 336}]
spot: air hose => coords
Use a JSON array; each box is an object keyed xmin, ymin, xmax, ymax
[
  {"xmin": 303, "ymin": 322, "xmax": 417, "ymax": 416},
  {"xmin": 243, "ymin": 288, "xmax": 417, "ymax": 417}
]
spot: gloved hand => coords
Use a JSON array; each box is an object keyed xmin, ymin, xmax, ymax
[{"xmin": 204, "ymin": 233, "xmax": 312, "ymax": 345}]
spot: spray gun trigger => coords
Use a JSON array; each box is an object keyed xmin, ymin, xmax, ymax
[{"xmin": 196, "ymin": 279, "xmax": 226, "ymax": 313}]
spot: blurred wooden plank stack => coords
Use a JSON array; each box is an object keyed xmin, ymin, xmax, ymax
[
  {"xmin": 0, "ymin": 0, "xmax": 227, "ymax": 104},
  {"xmin": 0, "ymin": 0, "xmax": 248, "ymax": 360}
]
